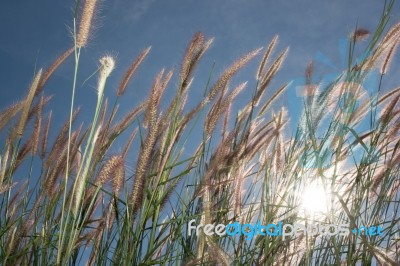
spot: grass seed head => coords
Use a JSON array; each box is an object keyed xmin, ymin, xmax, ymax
[{"xmin": 77, "ymin": 0, "xmax": 98, "ymax": 47}]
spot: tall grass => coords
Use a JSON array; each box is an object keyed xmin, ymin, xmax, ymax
[{"xmin": 0, "ymin": 0, "xmax": 399, "ymax": 265}]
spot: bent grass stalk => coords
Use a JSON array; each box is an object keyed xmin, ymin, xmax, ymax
[
  {"xmin": 58, "ymin": 0, "xmax": 103, "ymax": 257},
  {"xmin": 59, "ymin": 3, "xmax": 100, "ymax": 258},
  {"xmin": 2, "ymin": 1, "xmax": 400, "ymax": 264},
  {"xmin": 57, "ymin": 18, "xmax": 81, "ymax": 264},
  {"xmin": 61, "ymin": 55, "xmax": 114, "ymax": 263}
]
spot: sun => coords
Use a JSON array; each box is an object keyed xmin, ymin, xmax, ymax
[{"xmin": 301, "ymin": 180, "xmax": 330, "ymax": 216}]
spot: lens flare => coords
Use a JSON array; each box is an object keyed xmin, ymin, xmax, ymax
[{"xmin": 301, "ymin": 181, "xmax": 329, "ymax": 215}]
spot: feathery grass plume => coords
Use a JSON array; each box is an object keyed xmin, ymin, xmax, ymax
[
  {"xmin": 346, "ymin": 96, "xmax": 372, "ymax": 125},
  {"xmin": 180, "ymin": 32, "xmax": 204, "ymax": 84},
  {"xmin": 36, "ymin": 47, "xmax": 74, "ymax": 95},
  {"xmin": 207, "ymin": 240, "xmax": 230, "ymax": 266},
  {"xmin": 371, "ymin": 165, "xmax": 389, "ymax": 193},
  {"xmin": 258, "ymin": 82, "xmax": 290, "ymax": 116},
  {"xmin": 242, "ymin": 124, "xmax": 274, "ymax": 160},
  {"xmin": 118, "ymin": 47, "xmax": 151, "ymax": 96},
  {"xmin": 96, "ymin": 155, "xmax": 124, "ymax": 187},
  {"xmin": 198, "ymin": 131, "xmax": 238, "ymax": 187},
  {"xmin": 12, "ymin": 131, "xmax": 36, "ymax": 171},
  {"xmin": 381, "ymin": 22, "xmax": 400, "ymax": 49},
  {"xmin": 180, "ymin": 48, "xmax": 262, "ymax": 131},
  {"xmin": 180, "ymin": 32, "xmax": 214, "ymax": 91},
  {"xmin": 378, "ymin": 86, "xmax": 400, "ymax": 103},
  {"xmin": 305, "ymin": 61, "xmax": 313, "ymax": 88},
  {"xmin": 372, "ymin": 151, "xmax": 400, "ymax": 191},
  {"xmin": 2, "ymin": 4, "xmax": 400, "ymax": 263},
  {"xmin": 245, "ymin": 131, "xmax": 274, "ymax": 160},
  {"xmin": 32, "ymin": 96, "xmax": 44, "ymax": 155},
  {"xmin": 232, "ymin": 165, "xmax": 244, "ymax": 217},
  {"xmin": 161, "ymin": 69, "xmax": 174, "ymax": 91},
  {"xmin": 386, "ymin": 179, "xmax": 400, "ymax": 199},
  {"xmin": 221, "ymin": 101, "xmax": 231, "ymax": 140},
  {"xmin": 82, "ymin": 156, "xmax": 124, "ymax": 210},
  {"xmin": 44, "ymin": 107, "xmax": 80, "ymax": 169},
  {"xmin": 256, "ymin": 47, "xmax": 289, "ymax": 105},
  {"xmin": 206, "ymin": 48, "xmax": 262, "ymax": 104},
  {"xmin": 76, "ymin": 0, "xmax": 98, "ymax": 47},
  {"xmin": 98, "ymin": 56, "xmax": 115, "ymax": 100},
  {"xmin": 273, "ymin": 107, "xmax": 287, "ymax": 133},
  {"xmin": 143, "ymin": 69, "xmax": 172, "ymax": 128},
  {"xmin": 27, "ymin": 95, "xmax": 52, "ymax": 122},
  {"xmin": 16, "ymin": 69, "xmax": 42, "ymax": 137},
  {"xmin": 0, "ymin": 101, "xmax": 24, "ymax": 131},
  {"xmin": 257, "ymin": 35, "xmax": 279, "ymax": 80},
  {"xmin": 129, "ymin": 117, "xmax": 161, "ymax": 213},
  {"xmin": 207, "ymin": 81, "xmax": 228, "ymax": 131},
  {"xmin": 349, "ymin": 86, "xmax": 400, "ymax": 128},
  {"xmin": 205, "ymin": 82, "xmax": 246, "ymax": 137},
  {"xmin": 0, "ymin": 182, "xmax": 17, "ymax": 194},
  {"xmin": 380, "ymin": 40, "xmax": 398, "ymax": 74},
  {"xmin": 155, "ymin": 121, "xmax": 172, "ymax": 164},
  {"xmin": 0, "ymin": 141, "xmax": 10, "ymax": 186},
  {"xmin": 5, "ymin": 226, "xmax": 18, "ymax": 258},
  {"xmin": 369, "ymin": 245, "xmax": 398, "ymax": 265},
  {"xmin": 365, "ymin": 23, "xmax": 400, "ymax": 71},
  {"xmin": 113, "ymin": 159, "xmax": 125, "ymax": 195},
  {"xmin": 44, "ymin": 126, "xmax": 82, "ymax": 195},
  {"xmin": 40, "ymin": 111, "xmax": 52, "ymax": 159},
  {"xmin": 143, "ymin": 69, "xmax": 165, "ymax": 128},
  {"xmin": 387, "ymin": 117, "xmax": 400, "ymax": 140},
  {"xmin": 108, "ymin": 103, "xmax": 145, "ymax": 136},
  {"xmin": 381, "ymin": 95, "xmax": 399, "ymax": 126}
]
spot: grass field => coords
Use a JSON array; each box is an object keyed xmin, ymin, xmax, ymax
[{"xmin": 0, "ymin": 0, "xmax": 399, "ymax": 265}]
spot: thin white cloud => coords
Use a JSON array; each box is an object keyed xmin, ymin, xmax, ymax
[{"xmin": 113, "ymin": 0, "xmax": 156, "ymax": 23}]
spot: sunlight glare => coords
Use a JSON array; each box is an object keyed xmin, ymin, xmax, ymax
[{"xmin": 301, "ymin": 181, "xmax": 329, "ymax": 215}]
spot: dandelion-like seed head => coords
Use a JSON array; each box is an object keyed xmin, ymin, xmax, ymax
[
  {"xmin": 99, "ymin": 56, "xmax": 115, "ymax": 77},
  {"xmin": 97, "ymin": 56, "xmax": 115, "ymax": 99}
]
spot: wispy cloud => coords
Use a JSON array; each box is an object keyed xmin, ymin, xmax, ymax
[{"xmin": 113, "ymin": 0, "xmax": 156, "ymax": 23}]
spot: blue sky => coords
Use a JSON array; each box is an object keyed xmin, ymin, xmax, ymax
[
  {"xmin": 1, "ymin": 2, "xmax": 399, "ymax": 263},
  {"xmin": 0, "ymin": 0, "xmax": 399, "ymax": 138}
]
